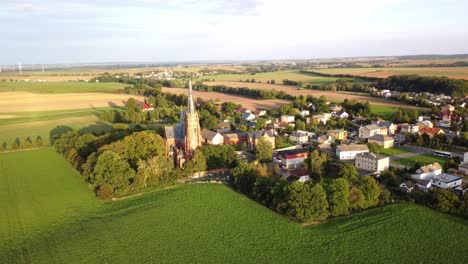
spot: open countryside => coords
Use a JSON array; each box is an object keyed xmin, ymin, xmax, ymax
[
  {"xmin": 312, "ymin": 67, "xmax": 468, "ymax": 80},
  {"xmin": 1, "ymin": 149, "xmax": 467, "ymax": 264}
]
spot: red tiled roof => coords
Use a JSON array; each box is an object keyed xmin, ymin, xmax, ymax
[{"xmin": 420, "ymin": 127, "xmax": 442, "ymax": 134}]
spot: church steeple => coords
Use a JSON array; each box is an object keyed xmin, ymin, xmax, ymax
[{"xmin": 187, "ymin": 80, "xmax": 195, "ymax": 114}]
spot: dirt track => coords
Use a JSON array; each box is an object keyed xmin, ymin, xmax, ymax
[{"xmin": 0, "ymin": 92, "xmax": 145, "ymax": 112}]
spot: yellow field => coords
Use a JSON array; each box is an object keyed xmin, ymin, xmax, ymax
[
  {"xmin": 312, "ymin": 67, "xmax": 468, "ymax": 80},
  {"xmin": 0, "ymin": 92, "xmax": 145, "ymax": 112}
]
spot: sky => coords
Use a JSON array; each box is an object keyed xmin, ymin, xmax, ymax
[{"xmin": 1, "ymin": 0, "xmax": 468, "ymax": 64}]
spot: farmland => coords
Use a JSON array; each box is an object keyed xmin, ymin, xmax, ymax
[
  {"xmin": 312, "ymin": 67, "xmax": 468, "ymax": 80},
  {"xmin": 199, "ymin": 70, "xmax": 338, "ymax": 85},
  {"xmin": 204, "ymin": 81, "xmax": 427, "ymax": 111},
  {"xmin": 393, "ymin": 154, "xmax": 448, "ymax": 167},
  {"xmin": 1, "ymin": 149, "xmax": 467, "ymax": 263},
  {"xmin": 162, "ymin": 87, "xmax": 290, "ymax": 110},
  {"xmin": 0, "ymin": 81, "xmax": 127, "ymax": 93}
]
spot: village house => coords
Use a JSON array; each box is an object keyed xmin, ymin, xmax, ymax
[
  {"xmin": 458, "ymin": 152, "xmax": 468, "ymax": 174},
  {"xmin": 289, "ymin": 130, "xmax": 311, "ymax": 144},
  {"xmin": 300, "ymin": 110, "xmax": 310, "ymax": 117},
  {"xmin": 359, "ymin": 124, "xmax": 381, "ymax": 139},
  {"xmin": 355, "ymin": 152, "xmax": 390, "ymax": 173},
  {"xmin": 332, "ymin": 110, "xmax": 349, "ymax": 119},
  {"xmin": 242, "ymin": 110, "xmax": 256, "ymax": 121},
  {"xmin": 216, "ymin": 121, "xmax": 231, "ymax": 133},
  {"xmin": 277, "ymin": 149, "xmax": 309, "ymax": 169},
  {"xmin": 418, "ymin": 127, "xmax": 444, "ymax": 138},
  {"xmin": 327, "ymin": 129, "xmax": 348, "ymax": 141},
  {"xmin": 248, "ymin": 130, "xmax": 275, "ymax": 149},
  {"xmin": 311, "ymin": 113, "xmax": 332, "ymax": 125},
  {"xmin": 416, "ymin": 179, "xmax": 432, "ymax": 191},
  {"xmin": 336, "ymin": 144, "xmax": 369, "ymax": 160},
  {"xmin": 280, "ymin": 115, "xmax": 295, "ymax": 123},
  {"xmin": 254, "ymin": 109, "xmax": 267, "ymax": 117},
  {"xmin": 377, "ymin": 122, "xmax": 396, "ymax": 135},
  {"xmin": 201, "ymin": 129, "xmax": 224, "ymax": 145},
  {"xmin": 368, "ymin": 134, "xmax": 394, "ymax": 148},
  {"xmin": 411, "ymin": 162, "xmax": 442, "ymax": 180},
  {"xmin": 431, "ymin": 173, "xmax": 462, "ymax": 189},
  {"xmin": 329, "ymin": 104, "xmax": 342, "ymax": 113},
  {"xmin": 400, "ymin": 181, "xmax": 415, "ymax": 193},
  {"xmin": 222, "ymin": 131, "xmax": 248, "ymax": 145},
  {"xmin": 398, "ymin": 123, "xmax": 419, "ymax": 134},
  {"xmin": 418, "ymin": 120, "xmax": 434, "ymax": 130}
]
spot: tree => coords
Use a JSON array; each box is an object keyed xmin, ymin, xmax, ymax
[
  {"xmin": 349, "ymin": 186, "xmax": 365, "ymax": 211},
  {"xmin": 252, "ymin": 177, "xmax": 275, "ymax": 206},
  {"xmin": 126, "ymin": 98, "xmax": 137, "ymax": 123},
  {"xmin": 11, "ymin": 137, "xmax": 21, "ymax": 150},
  {"xmin": 0, "ymin": 142, "xmax": 6, "ymax": 152},
  {"xmin": 358, "ymin": 176, "xmax": 381, "ymax": 209},
  {"xmin": 183, "ymin": 149, "xmax": 207, "ymax": 178},
  {"xmin": 287, "ymin": 182, "xmax": 329, "ymax": 222},
  {"xmin": 49, "ymin": 125, "xmax": 73, "ymax": 144},
  {"xmin": 35, "ymin": 136, "xmax": 44, "ymax": 147},
  {"xmin": 329, "ymin": 178, "xmax": 350, "ymax": 216},
  {"xmin": 90, "ymin": 151, "xmax": 135, "ymax": 195},
  {"xmin": 233, "ymin": 161, "xmax": 255, "ymax": 195},
  {"xmin": 304, "ymin": 150, "xmax": 328, "ymax": 182},
  {"xmin": 23, "ymin": 137, "xmax": 33, "ymax": 149},
  {"xmin": 338, "ymin": 163, "xmax": 359, "ymax": 182},
  {"xmin": 256, "ymin": 137, "xmax": 273, "ymax": 163},
  {"xmin": 432, "ymin": 188, "xmax": 459, "ymax": 213},
  {"xmin": 135, "ymin": 155, "xmax": 175, "ymax": 189},
  {"xmin": 256, "ymin": 118, "xmax": 267, "ymax": 130}
]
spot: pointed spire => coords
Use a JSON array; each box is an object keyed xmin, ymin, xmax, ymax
[{"xmin": 187, "ymin": 80, "xmax": 195, "ymax": 114}]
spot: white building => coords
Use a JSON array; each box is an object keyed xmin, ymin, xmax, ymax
[
  {"xmin": 336, "ymin": 144, "xmax": 369, "ymax": 160},
  {"xmin": 280, "ymin": 115, "xmax": 295, "ymax": 123},
  {"xmin": 242, "ymin": 110, "xmax": 256, "ymax": 121},
  {"xmin": 432, "ymin": 173, "xmax": 462, "ymax": 189},
  {"xmin": 355, "ymin": 152, "xmax": 390, "ymax": 173},
  {"xmin": 289, "ymin": 130, "xmax": 310, "ymax": 144},
  {"xmin": 411, "ymin": 162, "xmax": 442, "ymax": 180},
  {"xmin": 300, "ymin": 110, "xmax": 310, "ymax": 117},
  {"xmin": 201, "ymin": 129, "xmax": 224, "ymax": 145},
  {"xmin": 359, "ymin": 124, "xmax": 381, "ymax": 139}
]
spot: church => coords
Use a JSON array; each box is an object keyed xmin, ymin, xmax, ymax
[{"xmin": 165, "ymin": 80, "xmax": 203, "ymax": 167}]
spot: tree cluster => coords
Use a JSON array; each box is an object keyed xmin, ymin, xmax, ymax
[
  {"xmin": 1, "ymin": 136, "xmax": 44, "ymax": 151},
  {"xmin": 377, "ymin": 75, "xmax": 467, "ymax": 97}
]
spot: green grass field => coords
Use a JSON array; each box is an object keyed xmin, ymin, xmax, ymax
[
  {"xmin": 394, "ymin": 154, "xmax": 448, "ymax": 167},
  {"xmin": 369, "ymin": 105, "xmax": 399, "ymax": 120},
  {"xmin": 0, "ymin": 81, "xmax": 127, "ymax": 93},
  {"xmin": 0, "ymin": 108, "xmax": 113, "ymax": 145},
  {"xmin": 379, "ymin": 147, "xmax": 411, "ymax": 156},
  {"xmin": 200, "ymin": 70, "xmax": 337, "ymax": 85},
  {"xmin": 1, "ymin": 149, "xmax": 467, "ymax": 263}
]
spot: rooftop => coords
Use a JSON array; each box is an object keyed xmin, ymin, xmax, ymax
[
  {"xmin": 337, "ymin": 144, "xmax": 369, "ymax": 152},
  {"xmin": 433, "ymin": 173, "xmax": 462, "ymax": 183}
]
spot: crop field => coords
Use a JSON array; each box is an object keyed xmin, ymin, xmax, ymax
[
  {"xmin": 1, "ymin": 149, "xmax": 467, "ymax": 263},
  {"xmin": 393, "ymin": 154, "xmax": 448, "ymax": 167},
  {"xmin": 204, "ymin": 81, "xmax": 427, "ymax": 111},
  {"xmin": 200, "ymin": 70, "xmax": 338, "ymax": 84},
  {"xmin": 162, "ymin": 87, "xmax": 290, "ymax": 110},
  {"xmin": 0, "ymin": 81, "xmax": 127, "ymax": 93},
  {"xmin": 312, "ymin": 67, "xmax": 468, "ymax": 80}
]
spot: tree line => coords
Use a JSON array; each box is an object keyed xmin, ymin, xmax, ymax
[
  {"xmin": 377, "ymin": 75, "xmax": 467, "ymax": 97},
  {"xmin": 1, "ymin": 136, "xmax": 44, "ymax": 151},
  {"xmin": 192, "ymin": 82, "xmax": 295, "ymax": 100}
]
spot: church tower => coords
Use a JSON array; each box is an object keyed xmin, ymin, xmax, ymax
[{"xmin": 184, "ymin": 80, "xmax": 202, "ymax": 158}]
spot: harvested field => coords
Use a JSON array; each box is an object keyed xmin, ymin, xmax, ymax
[
  {"xmin": 0, "ymin": 92, "xmax": 145, "ymax": 112},
  {"xmin": 204, "ymin": 81, "xmax": 427, "ymax": 111},
  {"xmin": 162, "ymin": 87, "xmax": 289, "ymax": 110},
  {"xmin": 312, "ymin": 67, "xmax": 468, "ymax": 80}
]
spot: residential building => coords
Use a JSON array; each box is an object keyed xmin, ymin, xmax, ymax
[
  {"xmin": 411, "ymin": 162, "xmax": 442, "ymax": 180},
  {"xmin": 432, "ymin": 173, "xmax": 462, "ymax": 189},
  {"xmin": 216, "ymin": 121, "xmax": 231, "ymax": 133},
  {"xmin": 459, "ymin": 152, "xmax": 468, "ymax": 173},
  {"xmin": 368, "ymin": 134, "xmax": 394, "ymax": 148},
  {"xmin": 400, "ymin": 181, "xmax": 415, "ymax": 193},
  {"xmin": 333, "ymin": 110, "xmax": 349, "ymax": 119},
  {"xmin": 201, "ymin": 129, "xmax": 224, "ymax": 145},
  {"xmin": 242, "ymin": 110, "xmax": 256, "ymax": 121},
  {"xmin": 312, "ymin": 113, "xmax": 332, "ymax": 124},
  {"xmin": 359, "ymin": 124, "xmax": 380, "ymax": 139},
  {"xmin": 280, "ymin": 115, "xmax": 295, "ymax": 123},
  {"xmin": 355, "ymin": 152, "xmax": 390, "ymax": 173},
  {"xmin": 222, "ymin": 131, "xmax": 248, "ymax": 145},
  {"xmin": 377, "ymin": 122, "xmax": 396, "ymax": 135},
  {"xmin": 277, "ymin": 149, "xmax": 309, "ymax": 169},
  {"xmin": 300, "ymin": 110, "xmax": 310, "ymax": 117},
  {"xmin": 418, "ymin": 127, "xmax": 444, "ymax": 138},
  {"xmin": 289, "ymin": 130, "xmax": 310, "ymax": 144},
  {"xmin": 327, "ymin": 129, "xmax": 348, "ymax": 141},
  {"xmin": 418, "ymin": 120, "xmax": 434, "ymax": 130},
  {"xmin": 399, "ymin": 123, "xmax": 419, "ymax": 134},
  {"xmin": 254, "ymin": 109, "xmax": 267, "ymax": 117},
  {"xmin": 416, "ymin": 179, "xmax": 432, "ymax": 191},
  {"xmin": 336, "ymin": 144, "xmax": 369, "ymax": 160},
  {"xmin": 248, "ymin": 130, "xmax": 275, "ymax": 149}
]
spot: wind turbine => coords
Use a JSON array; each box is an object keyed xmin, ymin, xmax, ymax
[
  {"xmin": 41, "ymin": 64, "xmax": 45, "ymax": 72},
  {"xmin": 18, "ymin": 62, "xmax": 22, "ymax": 74}
]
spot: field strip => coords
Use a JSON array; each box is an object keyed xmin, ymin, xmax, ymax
[
  {"xmin": 204, "ymin": 81, "xmax": 428, "ymax": 110},
  {"xmin": 0, "ymin": 115, "xmax": 99, "ymax": 129},
  {"xmin": 0, "ymin": 92, "xmax": 145, "ymax": 112},
  {"xmin": 162, "ymin": 87, "xmax": 290, "ymax": 110}
]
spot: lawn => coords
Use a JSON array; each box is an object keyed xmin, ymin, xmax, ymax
[
  {"xmin": 0, "ymin": 108, "xmax": 114, "ymax": 145},
  {"xmin": 394, "ymin": 154, "xmax": 448, "ymax": 167},
  {"xmin": 379, "ymin": 147, "xmax": 411, "ymax": 156},
  {"xmin": 1, "ymin": 149, "xmax": 467, "ymax": 263},
  {"xmin": 200, "ymin": 70, "xmax": 337, "ymax": 85},
  {"xmin": 0, "ymin": 81, "xmax": 127, "ymax": 93},
  {"xmin": 370, "ymin": 105, "xmax": 399, "ymax": 120}
]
